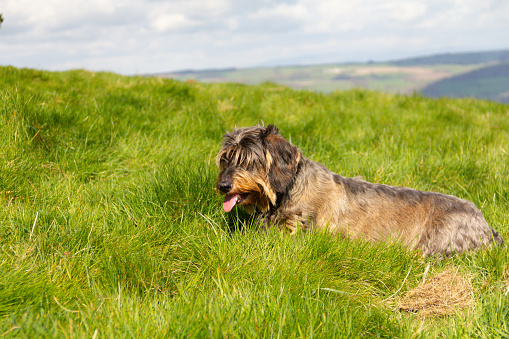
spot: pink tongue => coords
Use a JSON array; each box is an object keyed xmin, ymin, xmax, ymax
[{"xmin": 223, "ymin": 194, "xmax": 239, "ymax": 212}]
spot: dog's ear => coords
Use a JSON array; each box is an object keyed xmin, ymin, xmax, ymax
[
  {"xmin": 264, "ymin": 124, "xmax": 279, "ymax": 136},
  {"xmin": 264, "ymin": 129, "xmax": 300, "ymax": 193}
]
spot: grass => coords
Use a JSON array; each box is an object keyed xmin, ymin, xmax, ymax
[{"xmin": 1, "ymin": 65, "xmax": 509, "ymax": 338}]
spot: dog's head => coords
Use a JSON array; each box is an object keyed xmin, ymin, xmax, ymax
[{"xmin": 216, "ymin": 124, "xmax": 301, "ymax": 213}]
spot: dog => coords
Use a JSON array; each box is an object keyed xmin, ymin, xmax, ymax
[{"xmin": 216, "ymin": 124, "xmax": 504, "ymax": 256}]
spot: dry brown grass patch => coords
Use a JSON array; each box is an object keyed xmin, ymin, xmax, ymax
[{"xmin": 399, "ymin": 268, "xmax": 475, "ymax": 318}]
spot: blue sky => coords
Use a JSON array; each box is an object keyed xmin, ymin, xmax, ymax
[{"xmin": 1, "ymin": 0, "xmax": 508, "ymax": 74}]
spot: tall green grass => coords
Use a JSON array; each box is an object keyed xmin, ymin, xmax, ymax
[{"xmin": 1, "ymin": 65, "xmax": 508, "ymax": 338}]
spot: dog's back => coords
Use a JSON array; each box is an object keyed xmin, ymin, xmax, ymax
[
  {"xmin": 277, "ymin": 156, "xmax": 504, "ymax": 256},
  {"xmin": 336, "ymin": 174, "xmax": 504, "ymax": 255}
]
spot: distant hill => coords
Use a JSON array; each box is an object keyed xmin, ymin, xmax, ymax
[
  {"xmin": 154, "ymin": 49, "xmax": 509, "ymax": 103},
  {"xmin": 390, "ymin": 50, "xmax": 509, "ymax": 66},
  {"xmin": 420, "ymin": 63, "xmax": 509, "ymax": 103}
]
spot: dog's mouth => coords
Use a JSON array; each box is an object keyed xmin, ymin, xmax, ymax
[{"xmin": 223, "ymin": 193, "xmax": 249, "ymax": 212}]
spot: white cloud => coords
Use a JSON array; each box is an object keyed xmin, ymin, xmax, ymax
[
  {"xmin": 1, "ymin": 0, "xmax": 508, "ymax": 74},
  {"xmin": 5, "ymin": 0, "xmax": 119, "ymax": 30},
  {"xmin": 383, "ymin": 2, "xmax": 428, "ymax": 23},
  {"xmin": 151, "ymin": 13, "xmax": 196, "ymax": 33},
  {"xmin": 252, "ymin": 3, "xmax": 308, "ymax": 21},
  {"xmin": 147, "ymin": 0, "xmax": 233, "ymax": 32}
]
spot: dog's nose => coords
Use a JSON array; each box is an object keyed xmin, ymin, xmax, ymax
[{"xmin": 218, "ymin": 181, "xmax": 232, "ymax": 193}]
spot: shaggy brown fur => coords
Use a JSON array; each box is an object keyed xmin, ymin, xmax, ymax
[{"xmin": 216, "ymin": 124, "xmax": 504, "ymax": 256}]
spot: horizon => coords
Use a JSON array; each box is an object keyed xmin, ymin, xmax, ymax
[{"xmin": 154, "ymin": 48, "xmax": 509, "ymax": 75}]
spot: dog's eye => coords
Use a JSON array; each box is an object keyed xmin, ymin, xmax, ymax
[{"xmin": 220, "ymin": 155, "xmax": 229, "ymax": 165}]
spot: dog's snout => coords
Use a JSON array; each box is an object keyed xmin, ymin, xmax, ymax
[{"xmin": 218, "ymin": 181, "xmax": 233, "ymax": 193}]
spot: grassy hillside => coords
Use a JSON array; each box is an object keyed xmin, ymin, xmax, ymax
[
  {"xmin": 157, "ymin": 49, "xmax": 509, "ymax": 102},
  {"xmin": 160, "ymin": 63, "xmax": 477, "ymax": 95},
  {"xmin": 1, "ymin": 66, "xmax": 509, "ymax": 338},
  {"xmin": 421, "ymin": 63, "xmax": 509, "ymax": 103},
  {"xmin": 390, "ymin": 49, "xmax": 509, "ymax": 66}
]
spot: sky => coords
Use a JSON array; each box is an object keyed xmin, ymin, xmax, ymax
[{"xmin": 1, "ymin": 0, "xmax": 509, "ymax": 75}]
